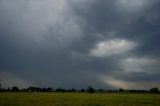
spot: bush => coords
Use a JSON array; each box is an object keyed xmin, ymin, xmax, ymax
[
  {"xmin": 150, "ymin": 87, "xmax": 159, "ymax": 93},
  {"xmin": 12, "ymin": 86, "xmax": 19, "ymax": 92},
  {"xmin": 87, "ymin": 86, "xmax": 95, "ymax": 93}
]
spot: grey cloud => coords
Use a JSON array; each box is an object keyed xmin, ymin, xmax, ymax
[{"xmin": 0, "ymin": 0, "xmax": 160, "ymax": 89}]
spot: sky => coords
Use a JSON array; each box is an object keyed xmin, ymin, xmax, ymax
[{"xmin": 0, "ymin": 0, "xmax": 160, "ymax": 89}]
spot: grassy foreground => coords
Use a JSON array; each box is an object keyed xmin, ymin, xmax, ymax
[{"xmin": 0, "ymin": 92, "xmax": 160, "ymax": 106}]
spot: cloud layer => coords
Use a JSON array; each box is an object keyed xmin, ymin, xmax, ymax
[
  {"xmin": 90, "ymin": 39, "xmax": 137, "ymax": 57},
  {"xmin": 0, "ymin": 0, "xmax": 160, "ymax": 89}
]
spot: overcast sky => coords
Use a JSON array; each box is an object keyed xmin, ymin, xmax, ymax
[{"xmin": 0, "ymin": 0, "xmax": 160, "ymax": 89}]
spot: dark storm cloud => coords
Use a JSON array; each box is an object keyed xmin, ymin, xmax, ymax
[
  {"xmin": 69, "ymin": 1, "xmax": 117, "ymax": 31},
  {"xmin": 0, "ymin": 0, "xmax": 160, "ymax": 89}
]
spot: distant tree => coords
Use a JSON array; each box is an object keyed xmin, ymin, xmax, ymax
[
  {"xmin": 140, "ymin": 90, "xmax": 147, "ymax": 93},
  {"xmin": 150, "ymin": 87, "xmax": 159, "ymax": 93},
  {"xmin": 7, "ymin": 87, "xmax": 11, "ymax": 92},
  {"xmin": 130, "ymin": 90, "xmax": 136, "ymax": 93},
  {"xmin": 113, "ymin": 90, "xmax": 118, "ymax": 92},
  {"xmin": 87, "ymin": 86, "xmax": 95, "ymax": 93},
  {"xmin": 41, "ymin": 88, "xmax": 47, "ymax": 92},
  {"xmin": 71, "ymin": 88, "xmax": 76, "ymax": 92},
  {"xmin": 107, "ymin": 90, "xmax": 113, "ymax": 92},
  {"xmin": 37, "ymin": 87, "xmax": 41, "ymax": 92},
  {"xmin": 0, "ymin": 83, "xmax": 1, "ymax": 91},
  {"xmin": 12, "ymin": 86, "xmax": 19, "ymax": 92},
  {"xmin": 21, "ymin": 88, "xmax": 27, "ymax": 92},
  {"xmin": 98, "ymin": 89, "xmax": 104, "ymax": 92},
  {"xmin": 39, "ymin": 87, "xmax": 52, "ymax": 92},
  {"xmin": 0, "ymin": 79, "xmax": 1, "ymax": 91},
  {"xmin": 80, "ymin": 89, "xmax": 85, "ymax": 92},
  {"xmin": 56, "ymin": 88, "xmax": 65, "ymax": 92},
  {"xmin": 27, "ymin": 87, "xmax": 40, "ymax": 92},
  {"xmin": 119, "ymin": 88, "xmax": 124, "ymax": 92},
  {"xmin": 47, "ymin": 87, "xmax": 52, "ymax": 92}
]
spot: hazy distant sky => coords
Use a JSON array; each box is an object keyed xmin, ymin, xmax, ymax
[{"xmin": 0, "ymin": 0, "xmax": 160, "ymax": 89}]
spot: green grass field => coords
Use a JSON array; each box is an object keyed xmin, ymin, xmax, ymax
[{"xmin": 0, "ymin": 92, "xmax": 160, "ymax": 106}]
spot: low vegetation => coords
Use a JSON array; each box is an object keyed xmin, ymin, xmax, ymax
[
  {"xmin": 0, "ymin": 92, "xmax": 160, "ymax": 106},
  {"xmin": 0, "ymin": 86, "xmax": 159, "ymax": 93},
  {"xmin": 0, "ymin": 85, "xmax": 160, "ymax": 106}
]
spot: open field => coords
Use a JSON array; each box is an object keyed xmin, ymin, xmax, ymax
[{"xmin": 0, "ymin": 92, "xmax": 160, "ymax": 106}]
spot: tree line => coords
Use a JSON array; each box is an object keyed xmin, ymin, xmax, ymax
[{"xmin": 0, "ymin": 86, "xmax": 159, "ymax": 93}]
